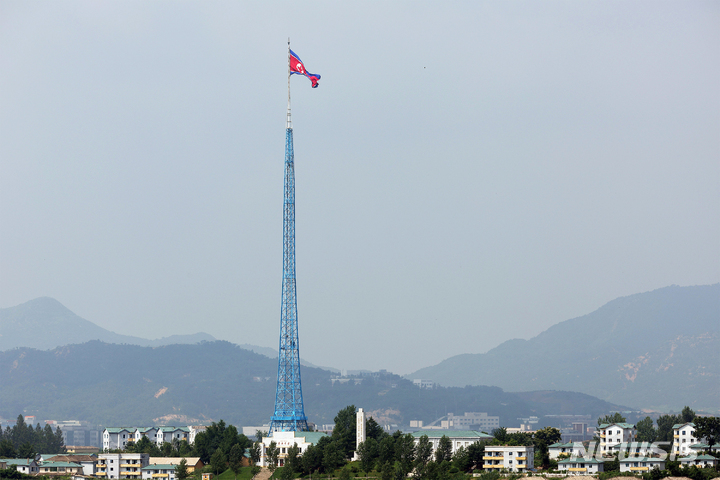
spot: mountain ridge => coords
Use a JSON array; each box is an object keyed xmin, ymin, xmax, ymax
[
  {"xmin": 0, "ymin": 339, "xmax": 630, "ymax": 427},
  {"xmin": 407, "ymin": 284, "xmax": 720, "ymax": 412},
  {"xmin": 0, "ymin": 297, "xmax": 216, "ymax": 350}
]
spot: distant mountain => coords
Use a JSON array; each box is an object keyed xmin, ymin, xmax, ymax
[
  {"xmin": 0, "ymin": 297, "xmax": 216, "ymax": 351},
  {"xmin": 407, "ymin": 284, "xmax": 720, "ymax": 413},
  {"xmin": 0, "ymin": 340, "xmax": 628, "ymax": 427}
]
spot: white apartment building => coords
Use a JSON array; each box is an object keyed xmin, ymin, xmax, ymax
[
  {"xmin": 673, "ymin": 422, "xmax": 701, "ymax": 457},
  {"xmin": 141, "ymin": 463, "xmax": 177, "ymax": 480},
  {"xmin": 259, "ymin": 431, "xmax": 328, "ymax": 467},
  {"xmin": 153, "ymin": 427, "xmax": 190, "ymax": 446},
  {"xmin": 483, "ymin": 445, "xmax": 534, "ymax": 472},
  {"xmin": 597, "ymin": 423, "xmax": 636, "ymax": 456},
  {"xmin": 680, "ymin": 455, "xmax": 717, "ymax": 468},
  {"xmin": 133, "ymin": 428, "xmax": 158, "ymax": 444},
  {"xmin": 97, "ymin": 453, "xmax": 149, "ymax": 479},
  {"xmin": 188, "ymin": 426, "xmax": 207, "ymax": 444},
  {"xmin": 558, "ymin": 457, "xmax": 604, "ymax": 474},
  {"xmin": 619, "ymin": 457, "xmax": 664, "ymax": 472},
  {"xmin": 411, "ymin": 430, "xmax": 493, "ymax": 456},
  {"xmin": 549, "ymin": 442, "xmax": 585, "ymax": 460},
  {"xmin": 444, "ymin": 413, "xmax": 499, "ymax": 432},
  {"xmin": 103, "ymin": 428, "xmax": 135, "ymax": 451}
]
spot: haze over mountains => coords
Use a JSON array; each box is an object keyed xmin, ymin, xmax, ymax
[
  {"xmin": 0, "ymin": 297, "xmax": 216, "ymax": 351},
  {"xmin": 0, "ymin": 340, "xmax": 628, "ymax": 427},
  {"xmin": 1, "ymin": 284, "xmax": 718, "ymax": 420},
  {"xmin": 408, "ymin": 284, "xmax": 720, "ymax": 413}
]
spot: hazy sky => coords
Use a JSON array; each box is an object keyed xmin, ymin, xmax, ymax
[{"xmin": 1, "ymin": 1, "xmax": 718, "ymax": 375}]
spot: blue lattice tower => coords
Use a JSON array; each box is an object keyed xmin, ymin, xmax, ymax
[{"xmin": 269, "ymin": 42, "xmax": 309, "ymax": 434}]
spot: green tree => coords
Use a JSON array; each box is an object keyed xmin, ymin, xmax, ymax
[
  {"xmin": 53, "ymin": 426, "xmax": 66, "ymax": 454},
  {"xmin": 681, "ymin": 406, "xmax": 696, "ymax": 424},
  {"xmin": 358, "ymin": 439, "xmax": 378, "ymax": 474},
  {"xmin": 250, "ymin": 466, "xmax": 261, "ymax": 478},
  {"xmin": 125, "ymin": 440, "xmax": 137, "ymax": 453},
  {"xmin": 466, "ymin": 442, "xmax": 486, "ymax": 472},
  {"xmin": 414, "ymin": 435, "xmax": 433, "ymax": 479},
  {"xmin": 492, "ymin": 428, "xmax": 507, "ymax": 443},
  {"xmin": 278, "ymin": 466, "xmax": 294, "ymax": 480},
  {"xmin": 266, "ymin": 441, "xmax": 279, "ymax": 473},
  {"xmin": 378, "ymin": 436, "xmax": 395, "ymax": 466},
  {"xmin": 380, "ymin": 461, "xmax": 393, "ymax": 480},
  {"xmin": 255, "ymin": 431, "xmax": 267, "ymax": 443},
  {"xmin": 0, "ymin": 439, "xmax": 17, "ymax": 458},
  {"xmin": 286, "ymin": 443, "xmax": 302, "ymax": 474},
  {"xmin": 656, "ymin": 414, "xmax": 680, "ymax": 442},
  {"xmin": 597, "ymin": 413, "xmax": 626, "ymax": 426},
  {"xmin": 322, "ymin": 441, "xmax": 345, "ymax": 473},
  {"xmin": 533, "ymin": 427, "xmax": 561, "ymax": 469},
  {"xmin": 135, "ymin": 436, "xmax": 154, "ymax": 454},
  {"xmin": 452, "ymin": 446, "xmax": 471, "ymax": 472},
  {"xmin": 175, "ymin": 458, "xmax": 190, "ymax": 480},
  {"xmin": 435, "ymin": 436, "xmax": 452, "ymax": 463},
  {"xmin": 366, "ymin": 418, "xmax": 386, "ymax": 442},
  {"xmin": 210, "ymin": 449, "xmax": 227, "ymax": 475},
  {"xmin": 301, "ymin": 443, "xmax": 323, "ymax": 474},
  {"xmin": 693, "ymin": 416, "xmax": 720, "ymax": 452},
  {"xmin": 395, "ymin": 434, "xmax": 416, "ymax": 476},
  {"xmin": 249, "ymin": 442, "xmax": 261, "ymax": 465},
  {"xmin": 332, "ymin": 405, "xmax": 358, "ymax": 460},
  {"xmin": 18, "ymin": 442, "xmax": 36, "ymax": 459},
  {"xmin": 636, "ymin": 417, "xmax": 657, "ymax": 443},
  {"xmin": 229, "ymin": 444, "xmax": 244, "ymax": 480}
]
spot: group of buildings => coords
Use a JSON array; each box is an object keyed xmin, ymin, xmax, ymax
[
  {"xmin": 549, "ymin": 421, "xmax": 719, "ymax": 475},
  {"xmin": 101, "ymin": 427, "xmax": 205, "ymax": 451},
  {"xmin": 4, "ymin": 415, "xmax": 719, "ymax": 477},
  {"xmin": 0, "ymin": 454, "xmax": 204, "ymax": 480}
]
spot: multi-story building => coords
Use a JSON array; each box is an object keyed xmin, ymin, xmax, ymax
[
  {"xmin": 548, "ymin": 442, "xmax": 584, "ymax": 459},
  {"xmin": 680, "ymin": 455, "xmax": 717, "ymax": 468},
  {"xmin": 619, "ymin": 456, "xmax": 664, "ymax": 472},
  {"xmin": 444, "ymin": 413, "xmax": 500, "ymax": 432},
  {"xmin": 45, "ymin": 454, "xmax": 97, "ymax": 475},
  {"xmin": 103, "ymin": 428, "xmax": 135, "ymax": 451},
  {"xmin": 37, "ymin": 461, "xmax": 84, "ymax": 476},
  {"xmin": 133, "ymin": 428, "xmax": 158, "ymax": 444},
  {"xmin": 96, "ymin": 453, "xmax": 149, "ymax": 479},
  {"xmin": 258, "ymin": 431, "xmax": 328, "ymax": 467},
  {"xmin": 557, "ymin": 457, "xmax": 604, "ymax": 474},
  {"xmin": 411, "ymin": 430, "xmax": 493, "ymax": 456},
  {"xmin": 148, "ymin": 458, "xmax": 204, "ymax": 473},
  {"xmin": 141, "ymin": 463, "xmax": 177, "ymax": 480},
  {"xmin": 672, "ymin": 422, "xmax": 701, "ymax": 457},
  {"xmin": 483, "ymin": 445, "xmax": 534, "ymax": 472},
  {"xmin": 597, "ymin": 423, "xmax": 636, "ymax": 456},
  {"xmin": 154, "ymin": 427, "xmax": 190, "ymax": 445}
]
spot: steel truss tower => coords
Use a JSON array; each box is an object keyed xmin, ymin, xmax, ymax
[{"xmin": 269, "ymin": 42, "xmax": 309, "ymax": 434}]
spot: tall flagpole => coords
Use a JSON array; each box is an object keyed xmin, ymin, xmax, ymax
[
  {"xmin": 286, "ymin": 38, "xmax": 292, "ymax": 130},
  {"xmin": 270, "ymin": 37, "xmax": 309, "ymax": 434}
]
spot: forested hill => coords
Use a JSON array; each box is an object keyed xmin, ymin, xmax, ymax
[
  {"xmin": 0, "ymin": 340, "xmax": 628, "ymax": 427},
  {"xmin": 407, "ymin": 284, "xmax": 720, "ymax": 413}
]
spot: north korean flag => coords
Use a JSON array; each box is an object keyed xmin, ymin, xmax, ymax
[{"xmin": 289, "ymin": 49, "xmax": 321, "ymax": 88}]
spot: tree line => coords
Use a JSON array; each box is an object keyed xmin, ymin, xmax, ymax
[{"xmin": 0, "ymin": 415, "xmax": 65, "ymax": 458}]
